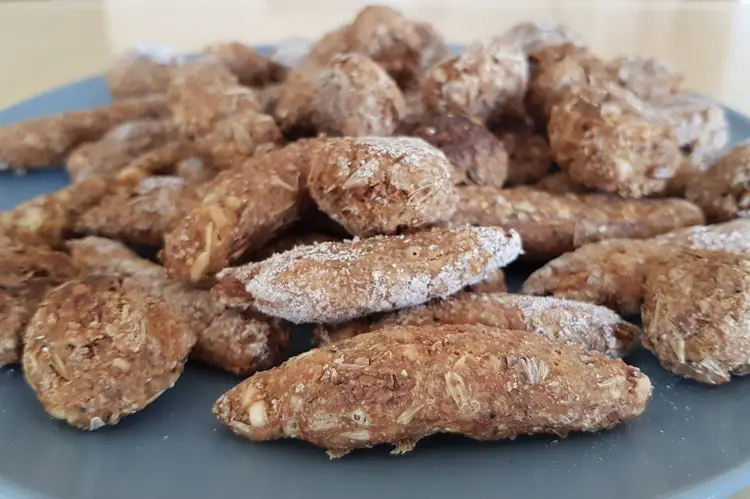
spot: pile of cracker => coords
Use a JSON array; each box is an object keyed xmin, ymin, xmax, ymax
[{"xmin": 2, "ymin": 5, "xmax": 750, "ymax": 458}]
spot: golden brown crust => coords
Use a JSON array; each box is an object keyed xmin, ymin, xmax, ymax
[
  {"xmin": 0, "ymin": 245, "xmax": 79, "ymax": 366},
  {"xmin": 401, "ymin": 114, "xmax": 508, "ymax": 188},
  {"xmin": 308, "ymin": 137, "xmax": 458, "ymax": 236},
  {"xmin": 606, "ymin": 55, "xmax": 683, "ymax": 101},
  {"xmin": 213, "ymin": 226, "xmax": 522, "ymax": 324},
  {"xmin": 73, "ymin": 176, "xmax": 200, "ymax": 247},
  {"xmin": 67, "ymin": 237, "xmax": 290, "ymax": 375},
  {"xmin": 65, "ymin": 119, "xmax": 182, "ymax": 182},
  {"xmin": 421, "ymin": 38, "xmax": 528, "ymax": 123},
  {"xmin": 214, "ymin": 324, "xmax": 651, "ymax": 456},
  {"xmin": 0, "ymin": 96, "xmax": 170, "ymax": 170},
  {"xmin": 105, "ymin": 47, "xmax": 180, "ymax": 100},
  {"xmin": 549, "ymin": 86, "xmax": 682, "ymax": 198},
  {"xmin": 162, "ymin": 141, "xmax": 317, "ymax": 284},
  {"xmin": 310, "ymin": 53, "xmax": 406, "ymax": 137},
  {"xmin": 685, "ymin": 142, "xmax": 750, "ymax": 223},
  {"xmin": 642, "ymin": 250, "xmax": 750, "ymax": 384},
  {"xmin": 203, "ymin": 42, "xmax": 278, "ymax": 87},
  {"xmin": 168, "ymin": 59, "xmax": 262, "ymax": 136},
  {"xmin": 317, "ymin": 292, "xmax": 639, "ymax": 357},
  {"xmin": 523, "ymin": 220, "xmax": 750, "ymax": 314},
  {"xmin": 22, "ymin": 276, "xmax": 196, "ymax": 430},
  {"xmin": 451, "ymin": 186, "xmax": 704, "ymax": 260}
]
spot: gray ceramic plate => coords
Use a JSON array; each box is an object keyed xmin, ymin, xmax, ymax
[{"xmin": 2, "ymin": 48, "xmax": 750, "ymax": 499}]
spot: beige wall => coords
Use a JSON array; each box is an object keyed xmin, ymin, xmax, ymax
[{"xmin": 0, "ymin": 0, "xmax": 748, "ymax": 113}]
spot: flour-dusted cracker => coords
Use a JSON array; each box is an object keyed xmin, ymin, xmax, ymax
[
  {"xmin": 22, "ymin": 276, "xmax": 196, "ymax": 430},
  {"xmin": 316, "ymin": 292, "xmax": 639, "ymax": 357},
  {"xmin": 308, "ymin": 137, "xmax": 458, "ymax": 236},
  {"xmin": 214, "ymin": 324, "xmax": 651, "ymax": 457},
  {"xmin": 213, "ymin": 226, "xmax": 522, "ymax": 323},
  {"xmin": 248, "ymin": 232, "xmax": 340, "ymax": 263},
  {"xmin": 652, "ymin": 219, "xmax": 750, "ymax": 251}
]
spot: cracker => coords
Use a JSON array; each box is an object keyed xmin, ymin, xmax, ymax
[
  {"xmin": 214, "ymin": 324, "xmax": 651, "ymax": 457},
  {"xmin": 212, "ymin": 226, "xmax": 522, "ymax": 323},
  {"xmin": 22, "ymin": 276, "xmax": 196, "ymax": 430},
  {"xmin": 643, "ymin": 250, "xmax": 750, "ymax": 384}
]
